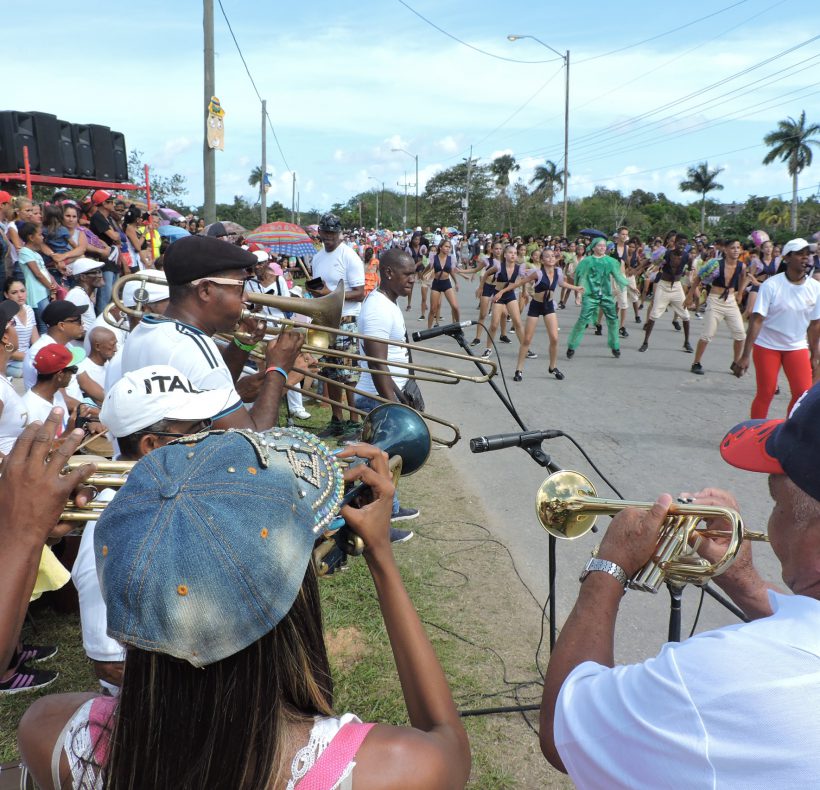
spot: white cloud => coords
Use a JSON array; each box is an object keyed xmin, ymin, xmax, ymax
[{"xmin": 436, "ymin": 136, "xmax": 459, "ymax": 154}]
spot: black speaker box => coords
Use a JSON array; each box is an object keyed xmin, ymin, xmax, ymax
[
  {"xmin": 0, "ymin": 111, "xmax": 39, "ymax": 173},
  {"xmin": 71, "ymin": 124, "xmax": 95, "ymax": 178},
  {"xmin": 111, "ymin": 131, "xmax": 128, "ymax": 182},
  {"xmin": 31, "ymin": 111, "xmax": 62, "ymax": 176},
  {"xmin": 58, "ymin": 120, "xmax": 77, "ymax": 177},
  {"xmin": 88, "ymin": 124, "xmax": 114, "ymax": 181}
]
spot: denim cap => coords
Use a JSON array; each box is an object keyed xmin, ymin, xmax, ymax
[{"xmin": 95, "ymin": 428, "xmax": 344, "ymax": 667}]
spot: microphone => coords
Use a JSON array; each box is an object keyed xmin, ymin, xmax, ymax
[
  {"xmin": 470, "ymin": 429, "xmax": 563, "ymax": 454},
  {"xmin": 412, "ymin": 320, "xmax": 476, "ymax": 343}
]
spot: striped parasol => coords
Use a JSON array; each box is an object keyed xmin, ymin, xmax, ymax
[{"xmin": 245, "ymin": 221, "xmax": 317, "ymax": 257}]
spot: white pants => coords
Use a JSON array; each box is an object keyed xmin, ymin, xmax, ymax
[
  {"xmin": 287, "ymin": 382, "xmax": 304, "ymax": 411},
  {"xmin": 700, "ymin": 293, "xmax": 745, "ymax": 343},
  {"xmin": 649, "ymin": 281, "xmax": 690, "ymax": 321}
]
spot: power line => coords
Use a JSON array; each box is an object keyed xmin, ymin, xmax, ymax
[
  {"xmin": 216, "ymin": 0, "xmax": 293, "ymax": 173},
  {"xmin": 396, "ymin": 0, "xmax": 562, "ymax": 64}
]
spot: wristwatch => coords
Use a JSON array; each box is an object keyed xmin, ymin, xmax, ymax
[{"xmin": 579, "ymin": 557, "xmax": 628, "ymax": 588}]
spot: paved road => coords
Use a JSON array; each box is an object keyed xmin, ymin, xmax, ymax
[{"xmin": 411, "ymin": 291, "xmax": 785, "ymax": 664}]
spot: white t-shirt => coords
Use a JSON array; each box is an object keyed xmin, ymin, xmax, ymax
[
  {"xmin": 121, "ymin": 315, "xmax": 242, "ymax": 420},
  {"xmin": 65, "ymin": 287, "xmax": 97, "ymax": 340},
  {"xmin": 310, "ymin": 244, "xmax": 365, "ymax": 317},
  {"xmin": 22, "ymin": 388, "xmax": 68, "ymax": 433},
  {"xmin": 71, "ymin": 487, "xmax": 124, "ymax": 664},
  {"xmin": 22, "ymin": 335, "xmax": 83, "ymax": 401},
  {"xmin": 555, "ymin": 592, "xmax": 820, "ymax": 789},
  {"xmin": 754, "ymin": 273, "xmax": 820, "ymax": 351},
  {"xmin": 76, "ymin": 357, "xmax": 107, "ymax": 394},
  {"xmin": 0, "ymin": 375, "xmax": 27, "ymax": 454},
  {"xmin": 357, "ymin": 290, "xmax": 409, "ymax": 396}
]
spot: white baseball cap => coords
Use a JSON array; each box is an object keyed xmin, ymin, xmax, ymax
[
  {"xmin": 782, "ymin": 238, "xmax": 814, "ymax": 256},
  {"xmin": 122, "ymin": 271, "xmax": 169, "ymax": 307},
  {"xmin": 100, "ymin": 365, "xmax": 236, "ymax": 438},
  {"xmin": 69, "ymin": 258, "xmax": 104, "ymax": 276}
]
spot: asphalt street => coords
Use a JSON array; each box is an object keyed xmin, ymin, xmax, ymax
[{"xmin": 410, "ymin": 288, "xmax": 785, "ymax": 664}]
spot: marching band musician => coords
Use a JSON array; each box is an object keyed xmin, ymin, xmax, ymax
[
  {"xmin": 120, "ymin": 235, "xmax": 303, "ymax": 430},
  {"xmin": 540, "ymin": 382, "xmax": 820, "ymax": 788}
]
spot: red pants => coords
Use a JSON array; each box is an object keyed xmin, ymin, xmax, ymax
[{"xmin": 751, "ymin": 344, "xmax": 812, "ymax": 419}]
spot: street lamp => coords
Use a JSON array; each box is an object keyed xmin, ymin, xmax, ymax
[
  {"xmin": 367, "ymin": 176, "xmax": 383, "ymax": 228},
  {"xmin": 508, "ymin": 34, "xmax": 570, "ymax": 238},
  {"xmin": 391, "ymin": 147, "xmax": 419, "ymax": 227}
]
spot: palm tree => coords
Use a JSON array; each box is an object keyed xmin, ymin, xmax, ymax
[
  {"xmin": 248, "ymin": 166, "xmax": 265, "ymax": 204},
  {"xmin": 529, "ymin": 160, "xmax": 567, "ymax": 221},
  {"xmin": 491, "ymin": 154, "xmax": 520, "ymax": 233},
  {"xmin": 758, "ymin": 200, "xmax": 791, "ymax": 229},
  {"xmin": 679, "ymin": 162, "xmax": 724, "ymax": 234},
  {"xmin": 762, "ymin": 111, "xmax": 820, "ymax": 232}
]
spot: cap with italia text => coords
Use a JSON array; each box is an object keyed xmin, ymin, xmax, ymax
[{"xmin": 100, "ymin": 365, "xmax": 237, "ymax": 438}]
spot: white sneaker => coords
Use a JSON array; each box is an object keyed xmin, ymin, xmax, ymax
[{"xmin": 291, "ymin": 409, "xmax": 311, "ymax": 420}]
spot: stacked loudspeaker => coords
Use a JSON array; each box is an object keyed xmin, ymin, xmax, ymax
[{"xmin": 0, "ymin": 111, "xmax": 128, "ymax": 182}]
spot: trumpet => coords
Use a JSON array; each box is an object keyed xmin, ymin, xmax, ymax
[
  {"xmin": 535, "ymin": 470, "xmax": 769, "ymax": 592},
  {"xmin": 60, "ymin": 404, "xmax": 431, "ymax": 577}
]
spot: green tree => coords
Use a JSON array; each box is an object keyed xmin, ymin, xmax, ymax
[
  {"xmin": 762, "ymin": 111, "xmax": 820, "ymax": 232},
  {"xmin": 490, "ymin": 154, "xmax": 520, "ymax": 233},
  {"xmin": 421, "ymin": 162, "xmax": 498, "ymax": 231},
  {"xmin": 529, "ymin": 159, "xmax": 566, "ymax": 222},
  {"xmin": 757, "ymin": 200, "xmax": 791, "ymax": 229},
  {"xmin": 679, "ymin": 162, "xmax": 724, "ymax": 234},
  {"xmin": 127, "ymin": 149, "xmax": 188, "ymax": 209}
]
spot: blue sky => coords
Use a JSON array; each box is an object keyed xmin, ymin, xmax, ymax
[{"xmin": 6, "ymin": 0, "xmax": 820, "ymax": 214}]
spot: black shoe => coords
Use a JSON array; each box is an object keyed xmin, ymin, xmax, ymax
[
  {"xmin": 513, "ymin": 370, "xmax": 523, "ymax": 382},
  {"xmin": 481, "ymin": 348, "xmax": 492, "ymax": 358},
  {"xmin": 594, "ymin": 324, "xmax": 603, "ymax": 336},
  {"xmin": 691, "ymin": 362, "xmax": 704, "ymax": 375},
  {"xmin": 619, "ymin": 327, "xmax": 629, "ymax": 338},
  {"xmin": 0, "ymin": 667, "xmax": 58, "ymax": 695},
  {"xmin": 638, "ymin": 342, "xmax": 648, "ymax": 352},
  {"xmin": 499, "ymin": 335, "xmax": 511, "ymax": 344},
  {"xmin": 470, "ymin": 338, "xmax": 481, "ymax": 346},
  {"xmin": 391, "ymin": 508, "xmax": 419, "ymax": 523},
  {"xmin": 389, "ymin": 526, "xmax": 415, "ymax": 543},
  {"xmin": 318, "ymin": 418, "xmax": 346, "ymax": 438},
  {"xmin": 17, "ymin": 644, "xmax": 58, "ymax": 665},
  {"xmin": 558, "ymin": 302, "xmax": 566, "ymax": 309},
  {"xmin": 635, "ymin": 315, "xmax": 642, "ymax": 323},
  {"xmin": 683, "ymin": 342, "xmax": 694, "ymax": 353},
  {"xmin": 673, "ymin": 320, "xmax": 682, "ymax": 331},
  {"xmin": 612, "ymin": 348, "xmax": 621, "ymax": 358},
  {"xmin": 526, "ymin": 350, "xmax": 537, "ymax": 359},
  {"xmin": 566, "ymin": 348, "xmax": 575, "ymax": 359},
  {"xmin": 549, "ymin": 367, "xmax": 565, "ymax": 380}
]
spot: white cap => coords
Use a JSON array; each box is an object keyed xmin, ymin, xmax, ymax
[
  {"xmin": 782, "ymin": 238, "xmax": 812, "ymax": 256},
  {"xmin": 122, "ymin": 271, "xmax": 169, "ymax": 307},
  {"xmin": 100, "ymin": 365, "xmax": 236, "ymax": 438},
  {"xmin": 69, "ymin": 258, "xmax": 104, "ymax": 276},
  {"xmin": 252, "ymin": 249, "xmax": 270, "ymax": 263}
]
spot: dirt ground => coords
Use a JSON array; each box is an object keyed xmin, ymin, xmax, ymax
[{"xmin": 399, "ymin": 447, "xmax": 573, "ymax": 789}]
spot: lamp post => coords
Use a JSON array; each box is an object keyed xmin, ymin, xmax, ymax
[
  {"xmin": 508, "ymin": 34, "xmax": 570, "ymax": 238},
  {"xmin": 368, "ymin": 176, "xmax": 383, "ymax": 229},
  {"xmin": 391, "ymin": 147, "xmax": 419, "ymax": 227}
]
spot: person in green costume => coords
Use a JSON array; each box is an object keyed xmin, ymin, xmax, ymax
[{"xmin": 566, "ymin": 238, "xmax": 638, "ymax": 359}]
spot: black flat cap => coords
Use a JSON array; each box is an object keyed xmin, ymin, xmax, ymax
[
  {"xmin": 163, "ymin": 235, "xmax": 258, "ymax": 285},
  {"xmin": 0, "ymin": 299, "xmax": 19, "ymax": 327},
  {"xmin": 42, "ymin": 300, "xmax": 88, "ymax": 326}
]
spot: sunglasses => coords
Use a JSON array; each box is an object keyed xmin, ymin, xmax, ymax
[
  {"xmin": 62, "ymin": 316, "xmax": 82, "ymax": 324},
  {"xmin": 190, "ymin": 276, "xmax": 253, "ymax": 288},
  {"xmin": 138, "ymin": 418, "xmax": 214, "ymax": 439}
]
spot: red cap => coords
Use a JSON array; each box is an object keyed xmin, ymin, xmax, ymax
[
  {"xmin": 0, "ymin": 190, "xmax": 12, "ymax": 204},
  {"xmin": 92, "ymin": 190, "xmax": 112, "ymax": 205},
  {"xmin": 33, "ymin": 344, "xmax": 81, "ymax": 375}
]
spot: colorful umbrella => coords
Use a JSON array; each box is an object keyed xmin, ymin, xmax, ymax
[
  {"xmin": 158, "ymin": 207, "xmax": 184, "ymax": 221},
  {"xmin": 158, "ymin": 225, "xmax": 190, "ymax": 241},
  {"xmin": 245, "ymin": 221, "xmax": 317, "ymax": 257}
]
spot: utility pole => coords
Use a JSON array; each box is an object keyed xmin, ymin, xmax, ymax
[
  {"xmin": 398, "ymin": 172, "xmax": 409, "ymax": 227},
  {"xmin": 297, "ymin": 192, "xmax": 300, "ymax": 225},
  {"xmin": 260, "ymin": 99, "xmax": 267, "ymax": 225},
  {"xmin": 380, "ymin": 182, "xmax": 385, "ymax": 229},
  {"xmin": 562, "ymin": 50, "xmax": 570, "ymax": 238},
  {"xmin": 291, "ymin": 172, "xmax": 295, "ymax": 223},
  {"xmin": 414, "ymin": 154, "xmax": 419, "ymax": 227},
  {"xmin": 203, "ymin": 0, "xmax": 215, "ymax": 223},
  {"xmin": 463, "ymin": 145, "xmax": 474, "ymax": 236}
]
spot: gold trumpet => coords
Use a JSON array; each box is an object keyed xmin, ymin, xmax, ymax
[
  {"xmin": 59, "ymin": 404, "xmax": 431, "ymax": 577},
  {"xmin": 535, "ymin": 470, "xmax": 769, "ymax": 592}
]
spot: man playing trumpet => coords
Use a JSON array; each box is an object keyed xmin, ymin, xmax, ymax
[{"xmin": 540, "ymin": 383, "xmax": 820, "ymax": 787}]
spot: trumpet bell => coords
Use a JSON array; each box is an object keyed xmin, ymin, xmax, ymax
[
  {"xmin": 361, "ymin": 403, "xmax": 431, "ymax": 476},
  {"xmin": 535, "ymin": 470, "xmax": 598, "ymax": 539},
  {"xmin": 244, "ymin": 281, "xmax": 345, "ymax": 350}
]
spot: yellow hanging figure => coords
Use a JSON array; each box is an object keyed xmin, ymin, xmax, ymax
[{"xmin": 207, "ymin": 96, "xmax": 225, "ymax": 150}]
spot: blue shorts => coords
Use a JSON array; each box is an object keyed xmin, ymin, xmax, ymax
[
  {"xmin": 482, "ymin": 282, "xmax": 495, "ymax": 298},
  {"xmin": 527, "ymin": 298, "xmax": 555, "ymax": 318},
  {"xmin": 432, "ymin": 278, "xmax": 452, "ymax": 293}
]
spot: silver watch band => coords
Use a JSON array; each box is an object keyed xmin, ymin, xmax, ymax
[{"xmin": 580, "ymin": 557, "xmax": 628, "ymax": 587}]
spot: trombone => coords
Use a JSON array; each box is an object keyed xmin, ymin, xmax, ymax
[
  {"xmin": 535, "ymin": 470, "xmax": 769, "ymax": 592},
  {"xmin": 59, "ymin": 404, "xmax": 431, "ymax": 577}
]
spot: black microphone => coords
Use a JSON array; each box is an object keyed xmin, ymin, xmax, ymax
[
  {"xmin": 470, "ymin": 429, "xmax": 563, "ymax": 453},
  {"xmin": 412, "ymin": 320, "xmax": 476, "ymax": 343}
]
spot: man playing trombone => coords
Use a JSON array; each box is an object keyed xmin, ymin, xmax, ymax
[
  {"xmin": 120, "ymin": 235, "xmax": 303, "ymax": 431},
  {"xmin": 540, "ymin": 383, "xmax": 820, "ymax": 787}
]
